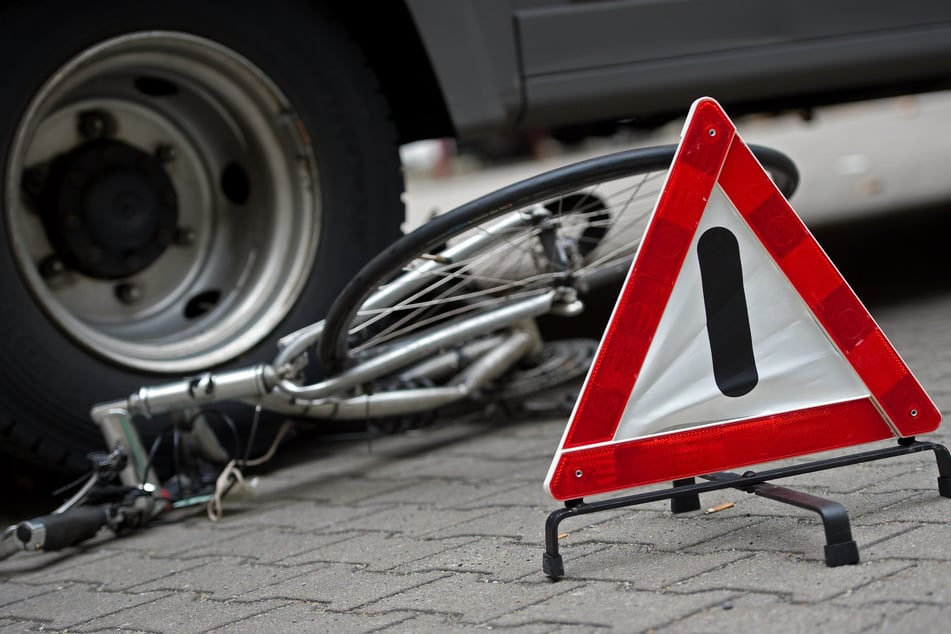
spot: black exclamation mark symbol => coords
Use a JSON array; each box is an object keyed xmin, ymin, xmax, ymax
[{"xmin": 697, "ymin": 226, "xmax": 758, "ymax": 397}]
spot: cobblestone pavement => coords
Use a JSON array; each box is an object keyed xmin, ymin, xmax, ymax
[
  {"xmin": 3, "ymin": 96, "xmax": 951, "ymax": 632},
  {"xmin": 2, "ymin": 266, "xmax": 950, "ymax": 632}
]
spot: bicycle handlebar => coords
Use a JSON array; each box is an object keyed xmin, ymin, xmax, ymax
[{"xmin": 15, "ymin": 505, "xmax": 110, "ymax": 552}]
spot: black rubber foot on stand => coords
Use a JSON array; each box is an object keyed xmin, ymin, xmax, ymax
[
  {"xmin": 824, "ymin": 540, "xmax": 860, "ymax": 566},
  {"xmin": 938, "ymin": 476, "xmax": 951, "ymax": 498},
  {"xmin": 543, "ymin": 552, "xmax": 565, "ymax": 579},
  {"xmin": 670, "ymin": 478, "xmax": 702, "ymax": 514}
]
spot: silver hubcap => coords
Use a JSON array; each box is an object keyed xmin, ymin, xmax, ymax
[{"xmin": 5, "ymin": 32, "xmax": 319, "ymax": 373}]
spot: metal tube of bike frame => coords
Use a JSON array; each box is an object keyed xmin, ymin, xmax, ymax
[
  {"xmin": 273, "ymin": 320, "xmax": 325, "ymax": 369},
  {"xmin": 124, "ymin": 364, "xmax": 276, "ymax": 418},
  {"xmin": 256, "ymin": 329, "xmax": 536, "ymax": 419},
  {"xmin": 256, "ymin": 386, "xmax": 464, "ymax": 419},
  {"xmin": 90, "ymin": 403, "xmax": 162, "ymax": 490},
  {"xmin": 397, "ymin": 334, "xmax": 506, "ymax": 383},
  {"xmin": 275, "ymin": 290, "xmax": 555, "ymax": 399},
  {"xmin": 354, "ymin": 210, "xmax": 535, "ymax": 320},
  {"xmin": 451, "ymin": 329, "xmax": 535, "ymax": 391},
  {"xmin": 90, "ymin": 293, "xmax": 550, "ymax": 441}
]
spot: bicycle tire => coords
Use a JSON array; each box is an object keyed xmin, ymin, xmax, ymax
[{"xmin": 320, "ymin": 143, "xmax": 798, "ymax": 371}]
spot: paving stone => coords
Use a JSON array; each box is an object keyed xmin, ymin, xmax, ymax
[
  {"xmin": 357, "ymin": 477, "xmax": 512, "ymax": 509},
  {"xmin": 221, "ymin": 602, "xmax": 412, "ymax": 633},
  {"xmin": 274, "ymin": 475, "xmax": 414, "ymax": 506},
  {"xmin": 852, "ymin": 603, "xmax": 951, "ymax": 632},
  {"xmin": 0, "ymin": 581, "xmax": 63, "ymax": 608},
  {"xmin": 368, "ymin": 452, "xmax": 546, "ymax": 483},
  {"xmin": 860, "ymin": 523, "xmax": 951, "ymax": 561},
  {"xmin": 329, "ymin": 504, "xmax": 492, "ymax": 538},
  {"xmin": 2, "ymin": 258, "xmax": 950, "ymax": 631},
  {"xmin": 4, "ymin": 551, "xmax": 223, "ymax": 593},
  {"xmin": 277, "ymin": 532, "xmax": 473, "ymax": 571},
  {"xmin": 238, "ymin": 565, "xmax": 447, "ymax": 612},
  {"xmin": 859, "ymin": 463, "xmax": 951, "ymax": 495},
  {"xmin": 859, "ymin": 491, "xmax": 951, "ymax": 523},
  {"xmin": 490, "ymin": 584, "xmax": 733, "ymax": 630},
  {"xmin": 393, "ymin": 536, "xmax": 547, "ymax": 582},
  {"xmin": 127, "ymin": 558, "xmax": 295, "ymax": 599},
  {"xmin": 561, "ymin": 507, "xmax": 772, "ymax": 552},
  {"xmin": 69, "ymin": 594, "xmax": 292, "ymax": 634},
  {"xmin": 108, "ymin": 521, "xmax": 258, "ymax": 558},
  {"xmin": 222, "ymin": 499, "xmax": 391, "ymax": 532},
  {"xmin": 250, "ymin": 444, "xmax": 434, "ymax": 502},
  {"xmin": 489, "ymin": 418, "xmax": 571, "ymax": 442},
  {"xmin": 669, "ymin": 552, "xmax": 912, "ymax": 602},
  {"xmin": 426, "ymin": 501, "xmax": 636, "ymax": 543},
  {"xmin": 434, "ymin": 432, "xmax": 559, "ymax": 462},
  {"xmin": 363, "ymin": 572, "xmax": 582, "ymax": 624},
  {"xmin": 1, "ymin": 548, "xmax": 121, "ymax": 585},
  {"xmin": 452, "ymin": 481, "xmax": 554, "ymax": 510},
  {"xmin": 666, "ymin": 590, "xmax": 915, "ymax": 633},
  {"xmin": 0, "ymin": 549, "xmax": 91, "ymax": 580},
  {"xmin": 833, "ymin": 560, "xmax": 951, "ymax": 605},
  {"xmin": 378, "ymin": 611, "xmax": 577, "ymax": 633},
  {"xmin": 423, "ymin": 506, "xmax": 554, "ymax": 541},
  {"xmin": 681, "ymin": 515, "xmax": 915, "ymax": 562},
  {"xmin": 0, "ymin": 584, "xmax": 171, "ymax": 631},
  {"xmin": 838, "ymin": 489, "xmax": 935, "ymax": 520},
  {"xmin": 168, "ymin": 526, "xmax": 357, "ymax": 564},
  {"xmin": 552, "ymin": 549, "xmax": 752, "ymax": 587}
]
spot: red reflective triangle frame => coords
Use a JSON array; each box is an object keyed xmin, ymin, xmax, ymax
[{"xmin": 546, "ymin": 98, "xmax": 941, "ymax": 501}]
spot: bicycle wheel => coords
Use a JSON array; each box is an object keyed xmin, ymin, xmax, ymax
[{"xmin": 320, "ymin": 144, "xmax": 798, "ymax": 370}]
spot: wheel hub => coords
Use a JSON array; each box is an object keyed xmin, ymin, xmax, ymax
[
  {"xmin": 39, "ymin": 139, "xmax": 179, "ymax": 279},
  {"xmin": 5, "ymin": 31, "xmax": 321, "ymax": 372}
]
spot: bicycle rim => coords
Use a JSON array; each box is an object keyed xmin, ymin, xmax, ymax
[{"xmin": 320, "ymin": 144, "xmax": 798, "ymax": 369}]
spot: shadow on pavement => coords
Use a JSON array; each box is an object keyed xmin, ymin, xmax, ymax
[{"xmin": 810, "ymin": 200, "xmax": 951, "ymax": 307}]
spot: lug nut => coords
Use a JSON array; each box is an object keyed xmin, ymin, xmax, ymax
[
  {"xmin": 21, "ymin": 166, "xmax": 47, "ymax": 196},
  {"xmin": 39, "ymin": 255, "xmax": 66, "ymax": 278},
  {"xmin": 155, "ymin": 144, "xmax": 177, "ymax": 163},
  {"xmin": 174, "ymin": 226, "xmax": 196, "ymax": 246},
  {"xmin": 78, "ymin": 112, "xmax": 105, "ymax": 138},
  {"xmin": 78, "ymin": 111, "xmax": 114, "ymax": 138},
  {"xmin": 115, "ymin": 282, "xmax": 142, "ymax": 305}
]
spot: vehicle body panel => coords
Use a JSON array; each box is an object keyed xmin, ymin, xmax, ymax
[{"xmin": 404, "ymin": 0, "xmax": 951, "ymax": 136}]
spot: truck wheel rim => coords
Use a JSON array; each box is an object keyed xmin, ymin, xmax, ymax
[{"xmin": 5, "ymin": 32, "xmax": 320, "ymax": 373}]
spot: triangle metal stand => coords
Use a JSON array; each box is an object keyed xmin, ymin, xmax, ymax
[{"xmin": 543, "ymin": 438, "xmax": 951, "ymax": 579}]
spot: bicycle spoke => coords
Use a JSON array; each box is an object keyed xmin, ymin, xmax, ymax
[
  {"xmin": 320, "ymin": 144, "xmax": 797, "ymax": 370},
  {"xmin": 350, "ymin": 171, "xmax": 665, "ymax": 353}
]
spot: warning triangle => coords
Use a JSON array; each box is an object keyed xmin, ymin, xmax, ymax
[{"xmin": 545, "ymin": 97, "xmax": 941, "ymax": 501}]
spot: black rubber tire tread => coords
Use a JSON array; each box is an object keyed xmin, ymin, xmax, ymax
[
  {"xmin": 0, "ymin": 0, "xmax": 404, "ymax": 474},
  {"xmin": 320, "ymin": 143, "xmax": 798, "ymax": 369}
]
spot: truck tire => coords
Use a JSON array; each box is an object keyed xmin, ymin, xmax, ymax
[{"xmin": 0, "ymin": 0, "xmax": 404, "ymax": 473}]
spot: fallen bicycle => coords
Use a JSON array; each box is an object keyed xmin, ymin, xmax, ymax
[{"xmin": 1, "ymin": 140, "xmax": 798, "ymax": 560}]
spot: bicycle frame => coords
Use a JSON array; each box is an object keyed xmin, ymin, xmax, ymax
[
  {"xmin": 4, "ymin": 140, "xmax": 800, "ymax": 560},
  {"xmin": 90, "ymin": 206, "xmax": 583, "ymax": 493}
]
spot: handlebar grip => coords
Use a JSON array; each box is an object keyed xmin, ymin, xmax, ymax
[{"xmin": 16, "ymin": 506, "xmax": 109, "ymax": 552}]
